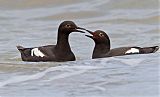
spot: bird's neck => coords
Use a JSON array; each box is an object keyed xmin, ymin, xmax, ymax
[
  {"xmin": 93, "ymin": 43, "xmax": 110, "ymax": 58},
  {"xmin": 56, "ymin": 32, "xmax": 71, "ymax": 52}
]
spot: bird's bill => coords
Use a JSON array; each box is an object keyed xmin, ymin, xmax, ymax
[
  {"xmin": 73, "ymin": 27, "xmax": 86, "ymax": 33},
  {"xmin": 85, "ymin": 29, "xmax": 94, "ymax": 39}
]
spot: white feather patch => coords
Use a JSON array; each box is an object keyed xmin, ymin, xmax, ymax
[
  {"xmin": 125, "ymin": 48, "xmax": 139, "ymax": 54},
  {"xmin": 31, "ymin": 48, "xmax": 45, "ymax": 57}
]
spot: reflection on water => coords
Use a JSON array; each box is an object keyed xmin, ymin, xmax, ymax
[{"xmin": 0, "ymin": 0, "xmax": 159, "ymax": 97}]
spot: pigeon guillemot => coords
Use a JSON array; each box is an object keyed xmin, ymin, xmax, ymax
[
  {"xmin": 85, "ymin": 30, "xmax": 159, "ymax": 59},
  {"xmin": 17, "ymin": 21, "xmax": 86, "ymax": 62}
]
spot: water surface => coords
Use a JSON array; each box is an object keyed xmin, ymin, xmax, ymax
[{"xmin": 0, "ymin": 0, "xmax": 159, "ymax": 97}]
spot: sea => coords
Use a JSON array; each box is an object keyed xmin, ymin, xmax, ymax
[{"xmin": 0, "ymin": 0, "xmax": 159, "ymax": 97}]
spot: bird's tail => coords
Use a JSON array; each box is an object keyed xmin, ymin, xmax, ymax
[
  {"xmin": 16, "ymin": 45, "xmax": 25, "ymax": 52},
  {"xmin": 141, "ymin": 46, "xmax": 159, "ymax": 53}
]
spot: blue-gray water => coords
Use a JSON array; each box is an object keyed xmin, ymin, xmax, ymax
[{"xmin": 0, "ymin": 0, "xmax": 159, "ymax": 97}]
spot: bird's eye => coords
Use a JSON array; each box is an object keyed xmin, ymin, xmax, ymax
[
  {"xmin": 99, "ymin": 33, "xmax": 104, "ymax": 37},
  {"xmin": 65, "ymin": 24, "xmax": 71, "ymax": 28}
]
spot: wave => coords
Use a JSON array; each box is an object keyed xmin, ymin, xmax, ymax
[{"xmin": 0, "ymin": 65, "xmax": 103, "ymax": 88}]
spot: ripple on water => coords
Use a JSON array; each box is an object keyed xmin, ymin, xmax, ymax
[{"xmin": 0, "ymin": 0, "xmax": 159, "ymax": 97}]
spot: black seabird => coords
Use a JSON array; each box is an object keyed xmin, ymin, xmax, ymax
[
  {"xmin": 17, "ymin": 21, "xmax": 86, "ymax": 62},
  {"xmin": 85, "ymin": 30, "xmax": 159, "ymax": 59}
]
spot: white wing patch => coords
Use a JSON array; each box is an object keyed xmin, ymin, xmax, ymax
[
  {"xmin": 31, "ymin": 48, "xmax": 45, "ymax": 57},
  {"xmin": 125, "ymin": 48, "xmax": 139, "ymax": 54}
]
